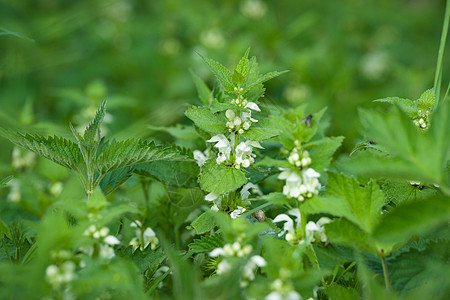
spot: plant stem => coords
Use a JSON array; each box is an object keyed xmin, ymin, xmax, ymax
[
  {"xmin": 433, "ymin": 0, "xmax": 450, "ymax": 109},
  {"xmin": 381, "ymin": 255, "xmax": 391, "ymax": 290}
]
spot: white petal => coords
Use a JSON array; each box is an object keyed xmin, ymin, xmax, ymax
[
  {"xmin": 143, "ymin": 227, "xmax": 156, "ymax": 238},
  {"xmin": 207, "ymin": 134, "xmax": 227, "ymax": 143},
  {"xmin": 209, "ymin": 247, "xmax": 226, "ymax": 257},
  {"xmin": 317, "ymin": 217, "xmax": 331, "ymax": 226},
  {"xmin": 104, "ymin": 235, "xmax": 120, "ymax": 245},
  {"xmin": 245, "ymin": 102, "xmax": 261, "ymax": 112},
  {"xmin": 205, "ymin": 192, "xmax": 220, "ymax": 201},
  {"xmin": 303, "ymin": 168, "xmax": 320, "ymax": 178},
  {"xmin": 250, "ymin": 255, "xmax": 267, "ymax": 267}
]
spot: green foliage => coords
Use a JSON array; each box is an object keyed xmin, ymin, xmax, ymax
[
  {"xmin": 188, "ymin": 233, "xmax": 224, "ymax": 253},
  {"xmin": 191, "ymin": 211, "xmax": 216, "ymax": 235},
  {"xmin": 185, "ymin": 106, "xmax": 227, "ymax": 134},
  {"xmin": 198, "ymin": 160, "xmax": 247, "ymax": 194}
]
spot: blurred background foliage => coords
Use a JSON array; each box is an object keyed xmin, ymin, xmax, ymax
[{"xmin": 0, "ymin": 0, "xmax": 448, "ymax": 199}]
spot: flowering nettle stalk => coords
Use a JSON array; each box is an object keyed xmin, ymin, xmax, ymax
[{"xmin": 279, "ymin": 141, "xmax": 321, "ymax": 202}]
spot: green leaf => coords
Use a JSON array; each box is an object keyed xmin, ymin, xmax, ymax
[
  {"xmin": 191, "ymin": 211, "xmax": 216, "ymax": 235},
  {"xmin": 416, "ymin": 89, "xmax": 435, "ymax": 110},
  {"xmin": 134, "ymin": 160, "xmax": 199, "ymax": 187},
  {"xmin": 326, "ymin": 173, "xmax": 384, "ymax": 233},
  {"xmin": 198, "ymin": 53, "xmax": 234, "ymax": 92},
  {"xmin": 326, "ymin": 219, "xmax": 378, "ymax": 255},
  {"xmin": 185, "ymin": 106, "xmax": 227, "ymax": 134},
  {"xmin": 190, "ymin": 71, "xmax": 212, "ymax": 106},
  {"xmin": 326, "ymin": 285, "xmax": 360, "ymax": 300},
  {"xmin": 99, "ymin": 166, "xmax": 134, "ymax": 195},
  {"xmin": 188, "ymin": 233, "xmax": 224, "ymax": 253},
  {"xmin": 304, "ymin": 136, "xmax": 344, "ymax": 173},
  {"xmin": 83, "ymin": 99, "xmax": 107, "ymax": 142},
  {"xmin": 198, "ymin": 160, "xmax": 247, "ymax": 194},
  {"xmin": 234, "ymin": 48, "xmax": 250, "ymax": 79},
  {"xmin": 353, "ymin": 103, "xmax": 450, "ymax": 190},
  {"xmin": 95, "ymin": 140, "xmax": 186, "ymax": 175},
  {"xmin": 259, "ymin": 192, "xmax": 291, "ymax": 206},
  {"xmin": 0, "ymin": 129, "xmax": 83, "ymax": 172},
  {"xmin": 374, "ymin": 97, "xmax": 417, "ymax": 118},
  {"xmin": 117, "ymin": 246, "xmax": 165, "ymax": 274},
  {"xmin": 387, "ymin": 240, "xmax": 450, "ymax": 298},
  {"xmin": 241, "ymin": 119, "xmax": 280, "ymax": 141},
  {"xmin": 372, "ymin": 195, "xmax": 450, "ymax": 246},
  {"xmin": 210, "ymin": 99, "xmax": 237, "ymax": 113},
  {"xmin": 243, "ymin": 70, "xmax": 288, "ymax": 93}
]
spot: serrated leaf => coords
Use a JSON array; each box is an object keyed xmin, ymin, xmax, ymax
[
  {"xmin": 83, "ymin": 99, "xmax": 107, "ymax": 142},
  {"xmin": 234, "ymin": 48, "xmax": 250, "ymax": 79},
  {"xmin": 134, "ymin": 160, "xmax": 199, "ymax": 187},
  {"xmin": 198, "ymin": 53, "xmax": 234, "ymax": 92},
  {"xmin": 190, "ymin": 71, "xmax": 212, "ymax": 106},
  {"xmin": 191, "ymin": 211, "xmax": 216, "ymax": 235},
  {"xmin": 372, "ymin": 195, "xmax": 450, "ymax": 246},
  {"xmin": 243, "ymin": 70, "xmax": 288, "ymax": 93},
  {"xmin": 99, "ymin": 166, "xmax": 134, "ymax": 195},
  {"xmin": 384, "ymin": 239, "xmax": 450, "ymax": 298},
  {"xmin": 353, "ymin": 102, "xmax": 450, "ymax": 189},
  {"xmin": 304, "ymin": 136, "xmax": 344, "ymax": 173},
  {"xmin": 210, "ymin": 99, "xmax": 237, "ymax": 113},
  {"xmin": 198, "ymin": 160, "xmax": 247, "ymax": 194},
  {"xmin": 374, "ymin": 97, "xmax": 417, "ymax": 118},
  {"xmin": 241, "ymin": 119, "xmax": 280, "ymax": 141},
  {"xmin": 188, "ymin": 233, "xmax": 224, "ymax": 253},
  {"xmin": 185, "ymin": 106, "xmax": 227, "ymax": 134},
  {"xmin": 117, "ymin": 246, "xmax": 165, "ymax": 273},
  {"xmin": 326, "ymin": 173, "xmax": 384, "ymax": 233},
  {"xmin": 416, "ymin": 89, "xmax": 435, "ymax": 110},
  {"xmin": 0, "ymin": 129, "xmax": 83, "ymax": 171},
  {"xmin": 95, "ymin": 139, "xmax": 186, "ymax": 175},
  {"xmin": 326, "ymin": 219, "xmax": 378, "ymax": 255}
]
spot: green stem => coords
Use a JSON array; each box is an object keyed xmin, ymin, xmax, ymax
[
  {"xmin": 381, "ymin": 255, "xmax": 391, "ymax": 290},
  {"xmin": 433, "ymin": 0, "xmax": 450, "ymax": 109}
]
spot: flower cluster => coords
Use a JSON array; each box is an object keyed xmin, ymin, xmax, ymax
[
  {"xmin": 265, "ymin": 278, "xmax": 302, "ymax": 300},
  {"xmin": 82, "ymin": 225, "xmax": 120, "ymax": 259},
  {"xmin": 45, "ymin": 261, "xmax": 77, "ymax": 291},
  {"xmin": 287, "ymin": 148, "xmax": 311, "ymax": 169},
  {"xmin": 207, "ymin": 134, "xmax": 263, "ymax": 169},
  {"xmin": 278, "ymin": 168, "xmax": 320, "ymax": 201},
  {"xmin": 209, "ymin": 236, "xmax": 266, "ymax": 286},
  {"xmin": 273, "ymin": 208, "xmax": 331, "ymax": 246},
  {"xmin": 129, "ymin": 220, "xmax": 159, "ymax": 252},
  {"xmin": 413, "ymin": 108, "xmax": 430, "ymax": 129}
]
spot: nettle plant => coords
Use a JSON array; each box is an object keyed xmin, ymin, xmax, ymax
[{"xmin": 0, "ymin": 48, "xmax": 449, "ymax": 299}]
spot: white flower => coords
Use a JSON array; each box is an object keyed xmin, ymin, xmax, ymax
[
  {"xmin": 278, "ymin": 168, "xmax": 321, "ymax": 201},
  {"xmin": 230, "ymin": 206, "xmax": 246, "ymax": 219},
  {"xmin": 244, "ymin": 101, "xmax": 261, "ymax": 112},
  {"xmin": 288, "ymin": 148, "xmax": 311, "ymax": 168},
  {"xmin": 216, "ymin": 260, "xmax": 232, "ymax": 274},
  {"xmin": 235, "ymin": 140, "xmax": 263, "ymax": 168},
  {"xmin": 305, "ymin": 217, "xmax": 331, "ymax": 244},
  {"xmin": 205, "ymin": 192, "xmax": 222, "ymax": 211},
  {"xmin": 193, "ymin": 149, "xmax": 209, "ymax": 166},
  {"xmin": 207, "ymin": 134, "xmax": 232, "ymax": 164},
  {"xmin": 210, "ymin": 242, "xmax": 252, "ymax": 258},
  {"xmin": 240, "ymin": 182, "xmax": 263, "ymax": 200},
  {"xmin": 272, "ymin": 208, "xmax": 302, "ymax": 244},
  {"xmin": 130, "ymin": 221, "xmax": 159, "ymax": 252},
  {"xmin": 241, "ymin": 255, "xmax": 267, "ymax": 287},
  {"xmin": 265, "ymin": 291, "xmax": 302, "ymax": 300}
]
